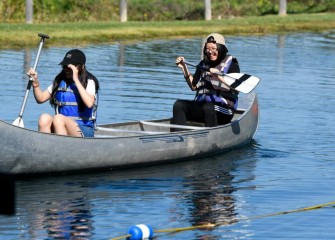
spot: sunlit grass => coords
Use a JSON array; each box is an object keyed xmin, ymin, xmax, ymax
[{"xmin": 1, "ymin": 13, "xmax": 334, "ymax": 49}]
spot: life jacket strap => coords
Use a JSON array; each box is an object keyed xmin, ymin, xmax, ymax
[{"xmin": 54, "ymin": 100, "xmax": 78, "ymax": 106}]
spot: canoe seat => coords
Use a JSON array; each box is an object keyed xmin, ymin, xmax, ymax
[
  {"xmin": 186, "ymin": 121, "xmax": 205, "ymax": 127},
  {"xmin": 185, "ymin": 108, "xmax": 245, "ymax": 127}
]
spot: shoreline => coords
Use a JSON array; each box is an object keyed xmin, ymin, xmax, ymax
[{"xmin": 1, "ymin": 13, "xmax": 335, "ymax": 49}]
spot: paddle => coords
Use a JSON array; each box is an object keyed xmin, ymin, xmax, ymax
[
  {"xmin": 183, "ymin": 61, "xmax": 261, "ymax": 94},
  {"xmin": 12, "ymin": 33, "xmax": 49, "ymax": 128}
]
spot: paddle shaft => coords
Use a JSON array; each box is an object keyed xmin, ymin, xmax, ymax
[
  {"xmin": 182, "ymin": 60, "xmax": 262, "ymax": 94},
  {"xmin": 183, "ymin": 60, "xmax": 239, "ymax": 91},
  {"xmin": 183, "ymin": 60, "xmax": 238, "ymax": 81},
  {"xmin": 14, "ymin": 33, "xmax": 49, "ymax": 126}
]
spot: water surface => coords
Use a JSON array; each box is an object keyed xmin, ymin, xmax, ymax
[{"xmin": 0, "ymin": 31, "xmax": 335, "ymax": 239}]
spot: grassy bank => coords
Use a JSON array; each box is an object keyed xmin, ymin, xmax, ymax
[{"xmin": 1, "ymin": 13, "xmax": 335, "ymax": 49}]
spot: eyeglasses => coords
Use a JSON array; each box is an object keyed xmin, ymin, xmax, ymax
[{"xmin": 205, "ymin": 48, "xmax": 218, "ymax": 53}]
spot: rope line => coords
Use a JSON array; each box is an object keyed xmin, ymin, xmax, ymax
[
  {"xmin": 246, "ymin": 200, "xmax": 335, "ymax": 221},
  {"xmin": 110, "ymin": 200, "xmax": 335, "ymax": 240},
  {"xmin": 111, "ymin": 234, "xmax": 131, "ymax": 240}
]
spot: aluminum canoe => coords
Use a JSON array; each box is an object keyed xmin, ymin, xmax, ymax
[{"xmin": 0, "ymin": 93, "xmax": 259, "ymax": 175}]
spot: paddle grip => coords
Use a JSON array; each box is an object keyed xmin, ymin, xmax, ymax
[{"xmin": 38, "ymin": 33, "xmax": 50, "ymax": 40}]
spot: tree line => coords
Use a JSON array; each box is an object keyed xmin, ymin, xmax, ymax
[{"xmin": 1, "ymin": 0, "xmax": 334, "ymax": 23}]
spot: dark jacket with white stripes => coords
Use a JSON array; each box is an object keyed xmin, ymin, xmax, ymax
[{"xmin": 193, "ymin": 55, "xmax": 240, "ymax": 109}]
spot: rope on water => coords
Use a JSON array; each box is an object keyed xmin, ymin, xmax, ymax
[
  {"xmin": 111, "ymin": 234, "xmax": 131, "ymax": 240},
  {"xmin": 245, "ymin": 200, "xmax": 335, "ymax": 221},
  {"xmin": 110, "ymin": 200, "xmax": 335, "ymax": 240}
]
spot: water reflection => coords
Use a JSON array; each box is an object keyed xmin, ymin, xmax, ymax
[
  {"xmin": 186, "ymin": 170, "xmax": 236, "ymax": 226},
  {"xmin": 9, "ymin": 142, "xmax": 258, "ymax": 239},
  {"xmin": 16, "ymin": 179, "xmax": 93, "ymax": 239},
  {"xmin": 177, "ymin": 143, "xmax": 258, "ymax": 239},
  {"xmin": 44, "ymin": 201, "xmax": 92, "ymax": 239},
  {"xmin": 1, "ymin": 32, "xmax": 335, "ymax": 239},
  {"xmin": 23, "ymin": 48, "xmax": 33, "ymax": 76}
]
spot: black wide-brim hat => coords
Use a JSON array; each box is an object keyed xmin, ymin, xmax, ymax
[{"xmin": 59, "ymin": 49, "xmax": 86, "ymax": 65}]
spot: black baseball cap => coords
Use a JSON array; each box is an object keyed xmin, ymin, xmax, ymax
[{"xmin": 59, "ymin": 49, "xmax": 86, "ymax": 66}]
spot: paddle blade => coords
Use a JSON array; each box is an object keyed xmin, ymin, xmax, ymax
[
  {"xmin": 223, "ymin": 73, "xmax": 261, "ymax": 93},
  {"xmin": 12, "ymin": 117, "xmax": 24, "ymax": 128}
]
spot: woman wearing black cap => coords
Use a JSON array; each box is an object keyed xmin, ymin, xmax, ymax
[
  {"xmin": 27, "ymin": 49, "xmax": 100, "ymax": 137},
  {"xmin": 172, "ymin": 33, "xmax": 240, "ymax": 130}
]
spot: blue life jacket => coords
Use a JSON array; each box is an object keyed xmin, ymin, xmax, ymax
[{"xmin": 54, "ymin": 80, "xmax": 97, "ymax": 128}]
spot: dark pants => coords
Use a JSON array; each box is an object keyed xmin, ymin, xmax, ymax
[{"xmin": 171, "ymin": 100, "xmax": 234, "ymax": 131}]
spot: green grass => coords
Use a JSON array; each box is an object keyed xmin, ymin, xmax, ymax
[{"xmin": 1, "ymin": 13, "xmax": 335, "ymax": 49}]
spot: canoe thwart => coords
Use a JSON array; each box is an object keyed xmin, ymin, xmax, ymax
[
  {"xmin": 140, "ymin": 121, "xmax": 208, "ymax": 130},
  {"xmin": 96, "ymin": 126, "xmax": 168, "ymax": 135}
]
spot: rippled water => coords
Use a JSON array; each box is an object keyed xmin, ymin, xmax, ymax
[{"xmin": 0, "ymin": 31, "xmax": 335, "ymax": 239}]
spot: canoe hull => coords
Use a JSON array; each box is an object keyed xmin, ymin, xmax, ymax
[{"xmin": 0, "ymin": 93, "xmax": 259, "ymax": 175}]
